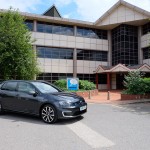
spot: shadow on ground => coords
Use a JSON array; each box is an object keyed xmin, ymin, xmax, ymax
[
  {"xmin": 116, "ymin": 101, "xmax": 150, "ymax": 115},
  {"xmin": 0, "ymin": 112, "xmax": 84, "ymax": 125}
]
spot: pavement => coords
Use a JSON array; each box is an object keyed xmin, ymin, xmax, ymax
[{"xmin": 1, "ymin": 102, "xmax": 150, "ymax": 150}]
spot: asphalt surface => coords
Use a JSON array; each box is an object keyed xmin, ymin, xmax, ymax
[{"xmin": 0, "ymin": 102, "xmax": 150, "ymax": 150}]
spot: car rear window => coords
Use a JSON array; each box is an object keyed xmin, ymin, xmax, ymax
[{"xmin": 1, "ymin": 82, "xmax": 17, "ymax": 91}]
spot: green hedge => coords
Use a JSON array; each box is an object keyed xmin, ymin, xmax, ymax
[
  {"xmin": 54, "ymin": 79, "xmax": 96, "ymax": 91},
  {"xmin": 142, "ymin": 78, "xmax": 150, "ymax": 93}
]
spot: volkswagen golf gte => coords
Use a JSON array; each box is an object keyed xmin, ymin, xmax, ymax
[{"xmin": 0, "ymin": 80, "xmax": 87, "ymax": 123}]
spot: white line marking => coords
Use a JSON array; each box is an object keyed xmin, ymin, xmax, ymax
[{"xmin": 67, "ymin": 122, "xmax": 115, "ymax": 149}]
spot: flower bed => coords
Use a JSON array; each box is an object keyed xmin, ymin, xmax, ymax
[
  {"xmin": 76, "ymin": 89, "xmax": 98, "ymax": 98},
  {"xmin": 121, "ymin": 94, "xmax": 150, "ymax": 100}
]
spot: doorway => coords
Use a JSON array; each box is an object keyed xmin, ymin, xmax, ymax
[{"xmin": 116, "ymin": 73, "xmax": 125, "ymax": 89}]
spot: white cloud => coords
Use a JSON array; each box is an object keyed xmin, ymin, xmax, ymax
[
  {"xmin": 0, "ymin": 0, "xmax": 42, "ymax": 12},
  {"xmin": 0, "ymin": 0, "xmax": 150, "ymax": 22}
]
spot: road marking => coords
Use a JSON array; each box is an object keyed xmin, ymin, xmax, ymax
[{"xmin": 67, "ymin": 122, "xmax": 115, "ymax": 149}]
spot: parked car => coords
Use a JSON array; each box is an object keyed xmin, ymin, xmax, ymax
[{"xmin": 0, "ymin": 80, "xmax": 87, "ymax": 123}]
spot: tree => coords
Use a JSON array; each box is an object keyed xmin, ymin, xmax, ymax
[
  {"xmin": 123, "ymin": 71, "xmax": 145, "ymax": 94},
  {"xmin": 0, "ymin": 8, "xmax": 39, "ymax": 80}
]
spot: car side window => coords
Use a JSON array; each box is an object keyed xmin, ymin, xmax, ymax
[
  {"xmin": 18, "ymin": 82, "xmax": 36, "ymax": 94},
  {"xmin": 1, "ymin": 82, "xmax": 17, "ymax": 91}
]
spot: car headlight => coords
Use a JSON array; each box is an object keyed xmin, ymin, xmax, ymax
[{"xmin": 59, "ymin": 101, "xmax": 75, "ymax": 108}]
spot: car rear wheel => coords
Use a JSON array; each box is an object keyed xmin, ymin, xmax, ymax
[{"xmin": 41, "ymin": 104, "xmax": 57, "ymax": 124}]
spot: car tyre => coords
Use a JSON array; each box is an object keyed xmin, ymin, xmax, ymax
[{"xmin": 41, "ymin": 104, "xmax": 58, "ymax": 124}]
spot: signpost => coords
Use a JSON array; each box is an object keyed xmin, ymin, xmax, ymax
[{"xmin": 67, "ymin": 78, "xmax": 79, "ymax": 91}]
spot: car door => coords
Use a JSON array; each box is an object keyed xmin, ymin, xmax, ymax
[
  {"xmin": 0, "ymin": 81, "xmax": 18, "ymax": 111},
  {"xmin": 16, "ymin": 82, "xmax": 42, "ymax": 115}
]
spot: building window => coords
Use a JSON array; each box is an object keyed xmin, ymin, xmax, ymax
[
  {"xmin": 142, "ymin": 22, "xmax": 150, "ymax": 35},
  {"xmin": 112, "ymin": 24, "xmax": 138, "ymax": 66},
  {"xmin": 143, "ymin": 47, "xmax": 150, "ymax": 59},
  {"xmin": 24, "ymin": 20, "xmax": 34, "ymax": 31},
  {"xmin": 77, "ymin": 74, "xmax": 96, "ymax": 83},
  {"xmin": 37, "ymin": 73, "xmax": 73, "ymax": 83},
  {"xmin": 37, "ymin": 46, "xmax": 73, "ymax": 59},
  {"xmin": 37, "ymin": 21, "xmax": 74, "ymax": 36},
  {"xmin": 77, "ymin": 49, "xmax": 108, "ymax": 61},
  {"xmin": 77, "ymin": 27, "xmax": 107, "ymax": 39}
]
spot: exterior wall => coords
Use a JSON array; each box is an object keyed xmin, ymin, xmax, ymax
[
  {"xmin": 38, "ymin": 58, "xmax": 73, "ymax": 73},
  {"xmin": 97, "ymin": 5, "xmax": 148, "ymax": 26},
  {"xmin": 77, "ymin": 61, "xmax": 107, "ymax": 74},
  {"xmin": 143, "ymin": 59, "xmax": 150, "ymax": 65},
  {"xmin": 31, "ymin": 32, "xmax": 108, "ymax": 51},
  {"xmin": 141, "ymin": 33, "xmax": 150, "ymax": 48},
  {"xmin": 98, "ymin": 84, "xmax": 107, "ymax": 90}
]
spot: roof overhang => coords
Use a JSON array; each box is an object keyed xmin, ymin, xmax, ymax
[{"xmin": 94, "ymin": 64, "xmax": 150, "ymax": 74}]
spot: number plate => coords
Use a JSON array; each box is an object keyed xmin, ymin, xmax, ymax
[{"xmin": 80, "ymin": 105, "xmax": 87, "ymax": 111}]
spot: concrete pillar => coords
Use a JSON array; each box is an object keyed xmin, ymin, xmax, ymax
[
  {"xmin": 73, "ymin": 48, "xmax": 77, "ymax": 77},
  {"xmin": 74, "ymin": 26, "xmax": 77, "ymax": 36},
  {"xmin": 138, "ymin": 26, "xmax": 142, "ymax": 64},
  {"xmin": 33, "ymin": 20, "xmax": 37, "ymax": 32},
  {"xmin": 108, "ymin": 30, "xmax": 112, "ymax": 66}
]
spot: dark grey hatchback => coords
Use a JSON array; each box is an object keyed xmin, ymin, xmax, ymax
[{"xmin": 0, "ymin": 80, "xmax": 87, "ymax": 123}]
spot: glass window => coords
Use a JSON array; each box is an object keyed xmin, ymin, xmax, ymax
[
  {"xmin": 77, "ymin": 49, "xmax": 108, "ymax": 61},
  {"xmin": 37, "ymin": 73, "xmax": 73, "ymax": 83},
  {"xmin": 32, "ymin": 82, "xmax": 60, "ymax": 93},
  {"xmin": 143, "ymin": 47, "xmax": 150, "ymax": 59},
  {"xmin": 37, "ymin": 22, "xmax": 74, "ymax": 36},
  {"xmin": 37, "ymin": 46, "xmax": 73, "ymax": 60},
  {"xmin": 37, "ymin": 22, "xmax": 45, "ymax": 32},
  {"xmin": 1, "ymin": 82, "xmax": 17, "ymax": 91},
  {"xmin": 18, "ymin": 82, "xmax": 36, "ymax": 93},
  {"xmin": 24, "ymin": 20, "xmax": 33, "ymax": 31},
  {"xmin": 77, "ymin": 74, "xmax": 95, "ymax": 83},
  {"xmin": 77, "ymin": 27, "xmax": 107, "ymax": 39},
  {"xmin": 112, "ymin": 24, "xmax": 138, "ymax": 66},
  {"xmin": 142, "ymin": 22, "xmax": 150, "ymax": 35},
  {"xmin": 45, "ymin": 24, "xmax": 52, "ymax": 33}
]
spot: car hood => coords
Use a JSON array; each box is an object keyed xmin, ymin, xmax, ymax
[{"xmin": 47, "ymin": 92, "xmax": 84, "ymax": 102}]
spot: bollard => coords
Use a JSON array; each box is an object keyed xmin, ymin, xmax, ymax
[
  {"xmin": 107, "ymin": 91, "xmax": 110, "ymax": 100},
  {"xmin": 89, "ymin": 90, "xmax": 91, "ymax": 99}
]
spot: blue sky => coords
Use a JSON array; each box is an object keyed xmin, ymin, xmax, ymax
[{"xmin": 0, "ymin": 0, "xmax": 150, "ymax": 22}]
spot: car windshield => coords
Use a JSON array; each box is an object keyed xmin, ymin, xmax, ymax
[{"xmin": 32, "ymin": 82, "xmax": 60, "ymax": 93}]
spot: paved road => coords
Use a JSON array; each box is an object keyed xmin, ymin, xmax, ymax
[{"xmin": 0, "ymin": 102, "xmax": 150, "ymax": 150}]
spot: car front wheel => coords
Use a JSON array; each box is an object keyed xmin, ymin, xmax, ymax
[{"xmin": 41, "ymin": 104, "xmax": 57, "ymax": 124}]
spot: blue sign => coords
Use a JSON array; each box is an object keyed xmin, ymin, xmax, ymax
[{"xmin": 67, "ymin": 78, "xmax": 79, "ymax": 90}]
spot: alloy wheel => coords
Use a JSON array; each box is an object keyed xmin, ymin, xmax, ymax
[{"xmin": 41, "ymin": 105, "xmax": 57, "ymax": 123}]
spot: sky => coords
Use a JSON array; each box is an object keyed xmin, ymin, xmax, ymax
[{"xmin": 0, "ymin": 0, "xmax": 150, "ymax": 22}]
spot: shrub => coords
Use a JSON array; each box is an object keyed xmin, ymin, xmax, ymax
[
  {"xmin": 54, "ymin": 79, "xmax": 96, "ymax": 91},
  {"xmin": 142, "ymin": 78, "xmax": 150, "ymax": 93},
  {"xmin": 79, "ymin": 80, "xmax": 96, "ymax": 90},
  {"xmin": 54, "ymin": 79, "xmax": 67, "ymax": 91},
  {"xmin": 123, "ymin": 71, "xmax": 145, "ymax": 95}
]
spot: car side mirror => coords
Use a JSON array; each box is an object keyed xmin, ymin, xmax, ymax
[{"xmin": 29, "ymin": 91, "xmax": 38, "ymax": 97}]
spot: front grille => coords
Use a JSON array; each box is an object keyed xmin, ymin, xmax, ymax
[{"xmin": 73, "ymin": 109, "xmax": 87, "ymax": 116}]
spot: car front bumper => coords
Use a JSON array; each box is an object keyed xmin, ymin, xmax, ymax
[{"xmin": 57, "ymin": 103, "xmax": 87, "ymax": 119}]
